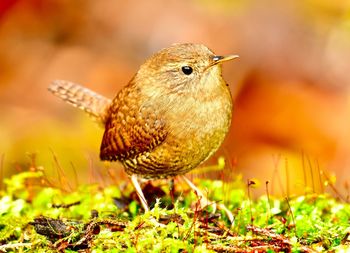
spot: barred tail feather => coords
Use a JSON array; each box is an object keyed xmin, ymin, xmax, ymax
[{"xmin": 48, "ymin": 80, "xmax": 111, "ymax": 123}]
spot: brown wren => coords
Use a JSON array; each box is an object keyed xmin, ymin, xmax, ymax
[{"xmin": 49, "ymin": 43, "xmax": 238, "ymax": 217}]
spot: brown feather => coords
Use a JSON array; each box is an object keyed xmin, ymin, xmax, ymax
[
  {"xmin": 48, "ymin": 80, "xmax": 111, "ymax": 124},
  {"xmin": 100, "ymin": 82, "xmax": 168, "ymax": 162}
]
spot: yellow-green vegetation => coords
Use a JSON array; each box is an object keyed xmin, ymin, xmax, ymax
[{"xmin": 0, "ymin": 166, "xmax": 350, "ymax": 252}]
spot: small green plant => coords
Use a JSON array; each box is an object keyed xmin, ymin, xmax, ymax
[{"xmin": 0, "ymin": 162, "xmax": 349, "ymax": 252}]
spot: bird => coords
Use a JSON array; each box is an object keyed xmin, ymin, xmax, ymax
[{"xmin": 48, "ymin": 43, "xmax": 238, "ymax": 222}]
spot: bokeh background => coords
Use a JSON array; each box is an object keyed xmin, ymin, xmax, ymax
[{"xmin": 1, "ymin": 0, "xmax": 350, "ymax": 197}]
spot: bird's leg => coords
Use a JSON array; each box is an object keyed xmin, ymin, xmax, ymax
[
  {"xmin": 131, "ymin": 174, "xmax": 149, "ymax": 212},
  {"xmin": 181, "ymin": 175, "xmax": 214, "ymax": 211},
  {"xmin": 181, "ymin": 175, "xmax": 234, "ymax": 224},
  {"xmin": 130, "ymin": 175, "xmax": 167, "ymax": 228}
]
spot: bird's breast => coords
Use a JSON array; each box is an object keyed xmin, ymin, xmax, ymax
[{"xmin": 160, "ymin": 83, "xmax": 232, "ymax": 171}]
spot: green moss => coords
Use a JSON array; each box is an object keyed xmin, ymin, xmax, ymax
[{"xmin": 0, "ymin": 165, "xmax": 349, "ymax": 252}]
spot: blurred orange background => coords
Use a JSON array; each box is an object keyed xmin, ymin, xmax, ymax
[{"xmin": 1, "ymin": 0, "xmax": 350, "ymax": 197}]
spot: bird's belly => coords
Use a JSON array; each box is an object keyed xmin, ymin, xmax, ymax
[{"xmin": 123, "ymin": 96, "xmax": 232, "ymax": 179}]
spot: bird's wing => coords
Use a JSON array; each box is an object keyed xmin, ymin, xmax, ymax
[{"xmin": 99, "ymin": 85, "xmax": 168, "ymax": 161}]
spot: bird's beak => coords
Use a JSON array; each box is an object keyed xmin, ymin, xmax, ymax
[
  {"xmin": 206, "ymin": 55, "xmax": 239, "ymax": 71},
  {"xmin": 212, "ymin": 55, "xmax": 239, "ymax": 65}
]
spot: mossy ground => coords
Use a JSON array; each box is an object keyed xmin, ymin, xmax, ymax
[{"xmin": 0, "ymin": 162, "xmax": 350, "ymax": 252}]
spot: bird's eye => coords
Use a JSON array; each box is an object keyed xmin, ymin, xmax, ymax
[{"xmin": 181, "ymin": 66, "xmax": 193, "ymax": 75}]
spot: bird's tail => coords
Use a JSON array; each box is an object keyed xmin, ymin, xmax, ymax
[{"xmin": 48, "ymin": 80, "xmax": 112, "ymax": 123}]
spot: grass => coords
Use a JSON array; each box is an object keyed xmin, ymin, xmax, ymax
[{"xmin": 0, "ymin": 159, "xmax": 350, "ymax": 252}]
